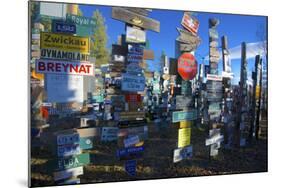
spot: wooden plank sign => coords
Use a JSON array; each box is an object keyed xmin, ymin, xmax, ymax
[
  {"xmin": 101, "ymin": 127, "xmax": 118, "ymax": 141},
  {"xmin": 77, "ymin": 127, "xmax": 101, "ymax": 138},
  {"xmin": 172, "ymin": 110, "xmax": 197, "ymax": 123},
  {"xmin": 173, "ymin": 145, "xmax": 193, "ymax": 163},
  {"xmin": 124, "ymin": 8, "xmax": 151, "ymax": 16},
  {"xmin": 178, "ymin": 128, "xmax": 191, "ymax": 148},
  {"xmin": 112, "ymin": 7, "xmax": 160, "ymax": 32},
  {"xmin": 53, "ymin": 166, "xmax": 84, "ymax": 181},
  {"xmin": 176, "ymin": 27, "xmax": 201, "ymax": 45},
  {"xmin": 181, "ymin": 12, "xmax": 199, "ymax": 35},
  {"xmin": 143, "ymin": 49, "xmax": 154, "ymax": 60}
]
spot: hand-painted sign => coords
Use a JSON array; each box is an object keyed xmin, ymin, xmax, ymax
[
  {"xmin": 178, "ymin": 53, "xmax": 197, "ymax": 81},
  {"xmin": 101, "ymin": 127, "xmax": 118, "ymax": 141},
  {"xmin": 124, "ymin": 135, "xmax": 140, "ymax": 148},
  {"xmin": 57, "ymin": 132, "xmax": 80, "ymax": 146},
  {"xmin": 66, "ymin": 14, "xmax": 96, "ymax": 27},
  {"xmin": 54, "ymin": 153, "xmax": 90, "ymax": 171},
  {"xmin": 126, "ymin": 26, "xmax": 146, "ymax": 43},
  {"xmin": 40, "ymin": 49, "xmax": 89, "ymax": 62},
  {"xmin": 121, "ymin": 73, "xmax": 145, "ymax": 92},
  {"xmin": 52, "ymin": 20, "xmax": 76, "ymax": 34},
  {"xmin": 53, "ymin": 166, "xmax": 83, "ymax": 181},
  {"xmin": 181, "ymin": 12, "xmax": 199, "ymax": 35},
  {"xmin": 117, "ymin": 146, "xmax": 144, "ymax": 160},
  {"xmin": 125, "ymin": 160, "xmax": 137, "ymax": 176},
  {"xmin": 172, "ymin": 110, "xmax": 197, "ymax": 123},
  {"xmin": 173, "ymin": 145, "xmax": 193, "ymax": 163},
  {"xmin": 112, "ymin": 7, "xmax": 160, "ymax": 32},
  {"xmin": 57, "ymin": 144, "xmax": 81, "ymax": 157},
  {"xmin": 40, "ymin": 32, "xmax": 90, "ymax": 53},
  {"xmin": 35, "ymin": 59, "xmax": 94, "ymax": 76},
  {"xmin": 178, "ymin": 128, "xmax": 191, "ymax": 148}
]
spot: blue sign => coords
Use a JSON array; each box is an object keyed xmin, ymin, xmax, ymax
[
  {"xmin": 117, "ymin": 146, "xmax": 144, "ymax": 160},
  {"xmin": 125, "ymin": 160, "xmax": 137, "ymax": 176},
  {"xmin": 52, "ymin": 20, "xmax": 76, "ymax": 34}
]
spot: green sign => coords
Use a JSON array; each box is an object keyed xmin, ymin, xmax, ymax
[
  {"xmin": 172, "ymin": 110, "xmax": 197, "ymax": 123},
  {"xmin": 79, "ymin": 137, "xmax": 93, "ymax": 150},
  {"xmin": 76, "ymin": 25, "xmax": 93, "ymax": 37},
  {"xmin": 66, "ymin": 14, "xmax": 96, "ymax": 27},
  {"xmin": 92, "ymin": 95, "xmax": 104, "ymax": 103},
  {"xmin": 52, "ymin": 153, "xmax": 90, "ymax": 171}
]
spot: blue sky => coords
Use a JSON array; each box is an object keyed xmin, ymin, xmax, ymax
[{"xmin": 79, "ymin": 4, "xmax": 267, "ymax": 84}]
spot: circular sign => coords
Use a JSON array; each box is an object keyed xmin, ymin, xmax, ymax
[{"xmin": 177, "ymin": 53, "xmax": 197, "ymax": 81}]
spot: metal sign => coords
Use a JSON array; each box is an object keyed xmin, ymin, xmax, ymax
[
  {"xmin": 54, "ymin": 153, "xmax": 90, "ymax": 171},
  {"xmin": 126, "ymin": 26, "xmax": 146, "ymax": 43},
  {"xmin": 173, "ymin": 145, "xmax": 193, "ymax": 163},
  {"xmin": 57, "ymin": 132, "xmax": 80, "ymax": 146},
  {"xmin": 36, "ymin": 59, "xmax": 94, "ymax": 76},
  {"xmin": 101, "ymin": 127, "xmax": 118, "ymax": 141},
  {"xmin": 181, "ymin": 12, "xmax": 199, "ymax": 35},
  {"xmin": 178, "ymin": 128, "xmax": 191, "ymax": 148},
  {"xmin": 40, "ymin": 32, "xmax": 90, "ymax": 53},
  {"xmin": 40, "ymin": 48, "xmax": 90, "ymax": 61},
  {"xmin": 112, "ymin": 7, "xmax": 160, "ymax": 32},
  {"xmin": 52, "ymin": 20, "xmax": 76, "ymax": 34},
  {"xmin": 178, "ymin": 53, "xmax": 197, "ymax": 81},
  {"xmin": 53, "ymin": 166, "xmax": 84, "ymax": 181},
  {"xmin": 126, "ymin": 63, "xmax": 143, "ymax": 75},
  {"xmin": 124, "ymin": 135, "xmax": 140, "ymax": 148},
  {"xmin": 206, "ymin": 74, "xmax": 223, "ymax": 81},
  {"xmin": 79, "ymin": 137, "xmax": 93, "ymax": 150},
  {"xmin": 57, "ymin": 144, "xmax": 81, "ymax": 157},
  {"xmin": 172, "ymin": 110, "xmax": 197, "ymax": 123},
  {"xmin": 121, "ymin": 73, "xmax": 145, "ymax": 92},
  {"xmin": 66, "ymin": 14, "xmax": 96, "ymax": 27},
  {"xmin": 117, "ymin": 146, "xmax": 144, "ymax": 159},
  {"xmin": 128, "ymin": 44, "xmax": 144, "ymax": 55},
  {"xmin": 125, "ymin": 160, "xmax": 137, "ymax": 176},
  {"xmin": 127, "ymin": 54, "xmax": 143, "ymax": 63}
]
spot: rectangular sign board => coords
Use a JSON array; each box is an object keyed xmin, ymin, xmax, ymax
[
  {"xmin": 53, "ymin": 153, "xmax": 90, "ymax": 171},
  {"xmin": 40, "ymin": 49, "xmax": 90, "ymax": 62},
  {"xmin": 52, "ymin": 20, "xmax": 76, "ymax": 34},
  {"xmin": 36, "ymin": 59, "xmax": 94, "ymax": 76},
  {"xmin": 57, "ymin": 132, "xmax": 80, "ymax": 146},
  {"xmin": 121, "ymin": 73, "xmax": 145, "ymax": 92},
  {"xmin": 206, "ymin": 74, "xmax": 223, "ymax": 81},
  {"xmin": 124, "ymin": 135, "xmax": 140, "ymax": 148},
  {"xmin": 125, "ymin": 160, "xmax": 137, "ymax": 176},
  {"xmin": 57, "ymin": 144, "xmax": 81, "ymax": 157},
  {"xmin": 173, "ymin": 145, "xmax": 193, "ymax": 163},
  {"xmin": 53, "ymin": 166, "xmax": 84, "ymax": 181},
  {"xmin": 172, "ymin": 110, "xmax": 197, "ymax": 123},
  {"xmin": 126, "ymin": 26, "xmax": 146, "ymax": 43},
  {"xmin": 181, "ymin": 12, "xmax": 199, "ymax": 35},
  {"xmin": 66, "ymin": 14, "xmax": 96, "ymax": 27},
  {"xmin": 101, "ymin": 127, "xmax": 118, "ymax": 141},
  {"xmin": 178, "ymin": 128, "xmax": 191, "ymax": 148},
  {"xmin": 117, "ymin": 146, "xmax": 144, "ymax": 160},
  {"xmin": 40, "ymin": 32, "xmax": 90, "ymax": 53}
]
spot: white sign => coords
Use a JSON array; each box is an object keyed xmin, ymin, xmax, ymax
[
  {"xmin": 113, "ymin": 55, "xmax": 125, "ymax": 62},
  {"xmin": 126, "ymin": 26, "xmax": 146, "ymax": 43},
  {"xmin": 121, "ymin": 73, "xmax": 145, "ymax": 92},
  {"xmin": 206, "ymin": 74, "xmax": 223, "ymax": 81},
  {"xmin": 205, "ymin": 134, "xmax": 224, "ymax": 146},
  {"xmin": 222, "ymin": 71, "xmax": 234, "ymax": 79},
  {"xmin": 128, "ymin": 44, "xmax": 144, "ymax": 55},
  {"xmin": 45, "ymin": 74, "xmax": 84, "ymax": 103},
  {"xmin": 124, "ymin": 135, "xmax": 140, "ymax": 148},
  {"xmin": 173, "ymin": 145, "xmax": 193, "ymax": 163},
  {"xmin": 36, "ymin": 59, "xmax": 94, "ymax": 76},
  {"xmin": 101, "ymin": 127, "xmax": 119, "ymax": 141},
  {"xmin": 53, "ymin": 166, "xmax": 83, "ymax": 181}
]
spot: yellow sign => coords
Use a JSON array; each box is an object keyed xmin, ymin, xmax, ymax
[
  {"xmin": 40, "ymin": 32, "xmax": 90, "ymax": 54},
  {"xmin": 178, "ymin": 128, "xmax": 191, "ymax": 148},
  {"xmin": 256, "ymin": 86, "xmax": 260, "ymax": 99},
  {"xmin": 179, "ymin": 121, "xmax": 192, "ymax": 128}
]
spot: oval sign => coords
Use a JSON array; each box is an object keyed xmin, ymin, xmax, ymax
[{"xmin": 177, "ymin": 53, "xmax": 197, "ymax": 80}]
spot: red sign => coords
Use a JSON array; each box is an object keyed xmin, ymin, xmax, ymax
[
  {"xmin": 125, "ymin": 94, "xmax": 141, "ymax": 102},
  {"xmin": 177, "ymin": 53, "xmax": 197, "ymax": 81},
  {"xmin": 181, "ymin": 13, "xmax": 199, "ymax": 35}
]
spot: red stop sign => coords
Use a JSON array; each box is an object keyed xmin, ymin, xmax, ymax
[{"xmin": 177, "ymin": 53, "xmax": 197, "ymax": 81}]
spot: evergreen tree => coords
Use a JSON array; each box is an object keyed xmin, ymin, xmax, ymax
[{"xmin": 91, "ymin": 10, "xmax": 109, "ymax": 67}]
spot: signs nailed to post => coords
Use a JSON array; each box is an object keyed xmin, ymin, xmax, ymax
[
  {"xmin": 125, "ymin": 160, "xmax": 137, "ymax": 176},
  {"xmin": 52, "ymin": 20, "xmax": 76, "ymax": 34},
  {"xmin": 176, "ymin": 27, "xmax": 201, "ymax": 45},
  {"xmin": 181, "ymin": 12, "xmax": 199, "ymax": 35},
  {"xmin": 66, "ymin": 14, "xmax": 96, "ymax": 27},
  {"xmin": 121, "ymin": 73, "xmax": 145, "ymax": 92},
  {"xmin": 126, "ymin": 26, "xmax": 146, "ymax": 43},
  {"xmin": 112, "ymin": 7, "xmax": 160, "ymax": 32},
  {"xmin": 57, "ymin": 144, "xmax": 81, "ymax": 157},
  {"xmin": 36, "ymin": 59, "xmax": 94, "ymax": 76},
  {"xmin": 178, "ymin": 128, "xmax": 191, "ymax": 148},
  {"xmin": 178, "ymin": 53, "xmax": 197, "ymax": 81},
  {"xmin": 40, "ymin": 32, "xmax": 90, "ymax": 53},
  {"xmin": 54, "ymin": 153, "xmax": 90, "ymax": 171},
  {"xmin": 40, "ymin": 49, "xmax": 89, "ymax": 62},
  {"xmin": 124, "ymin": 135, "xmax": 140, "ymax": 148},
  {"xmin": 117, "ymin": 146, "xmax": 144, "ymax": 160},
  {"xmin": 206, "ymin": 74, "xmax": 223, "ymax": 81},
  {"xmin": 172, "ymin": 110, "xmax": 197, "ymax": 123},
  {"xmin": 173, "ymin": 145, "xmax": 193, "ymax": 163},
  {"xmin": 57, "ymin": 132, "xmax": 80, "ymax": 146},
  {"xmin": 53, "ymin": 166, "xmax": 84, "ymax": 181},
  {"xmin": 101, "ymin": 127, "xmax": 118, "ymax": 141}
]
